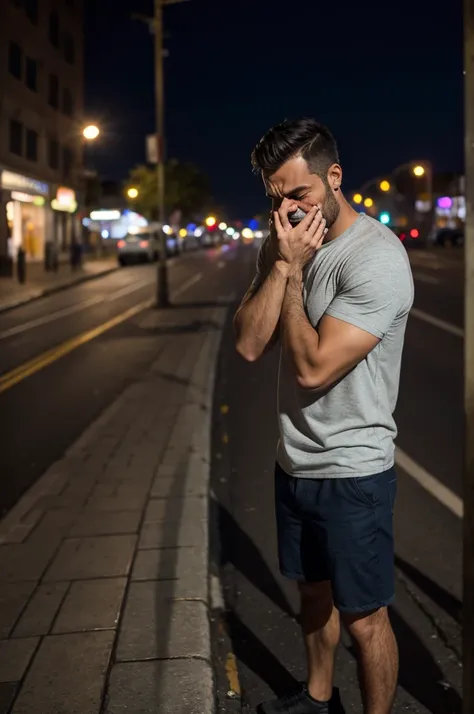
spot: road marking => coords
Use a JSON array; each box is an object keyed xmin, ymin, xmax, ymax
[
  {"xmin": 410, "ymin": 308, "xmax": 464, "ymax": 338},
  {"xmin": 0, "ymin": 296, "xmax": 104, "ymax": 340},
  {"xmin": 104, "ymin": 279, "xmax": 155, "ymax": 301},
  {"xmin": 0, "ymin": 279, "xmax": 155, "ymax": 340},
  {"xmin": 395, "ymin": 447, "xmax": 463, "ymax": 518},
  {"xmin": 0, "ymin": 272, "xmax": 204, "ymax": 395},
  {"xmin": 172, "ymin": 272, "xmax": 202, "ymax": 298},
  {"xmin": 0, "ymin": 300, "xmax": 153, "ymax": 395},
  {"xmin": 225, "ymin": 652, "xmax": 242, "ymax": 697}
]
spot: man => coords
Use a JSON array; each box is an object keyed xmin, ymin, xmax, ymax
[{"xmin": 234, "ymin": 118, "xmax": 414, "ymax": 714}]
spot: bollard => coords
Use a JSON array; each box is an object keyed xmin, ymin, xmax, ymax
[{"xmin": 17, "ymin": 248, "xmax": 26, "ymax": 284}]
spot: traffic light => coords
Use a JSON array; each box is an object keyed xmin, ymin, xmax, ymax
[{"xmin": 380, "ymin": 212, "xmax": 390, "ymax": 225}]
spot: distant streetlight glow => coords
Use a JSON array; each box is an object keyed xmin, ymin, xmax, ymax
[
  {"xmin": 413, "ymin": 165, "xmax": 425, "ymax": 177},
  {"xmin": 83, "ymin": 125, "xmax": 100, "ymax": 141},
  {"xmin": 179, "ymin": 228, "xmax": 187, "ymax": 238},
  {"xmin": 162, "ymin": 224, "xmax": 172, "ymax": 235},
  {"xmin": 364, "ymin": 197, "xmax": 374, "ymax": 208},
  {"xmin": 127, "ymin": 187, "xmax": 139, "ymax": 199},
  {"xmin": 380, "ymin": 212, "xmax": 390, "ymax": 224},
  {"xmin": 219, "ymin": 222, "xmax": 227, "ymax": 230},
  {"xmin": 353, "ymin": 193, "xmax": 363, "ymax": 204},
  {"xmin": 205, "ymin": 216, "xmax": 217, "ymax": 227},
  {"xmin": 380, "ymin": 180, "xmax": 391, "ymax": 192}
]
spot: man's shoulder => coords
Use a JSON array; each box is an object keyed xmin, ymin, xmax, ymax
[{"xmin": 351, "ymin": 216, "xmax": 411, "ymax": 271}]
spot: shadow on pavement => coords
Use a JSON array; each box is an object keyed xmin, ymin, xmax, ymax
[
  {"xmin": 218, "ymin": 504, "xmax": 294, "ymax": 618},
  {"xmin": 225, "ymin": 609, "xmax": 299, "ymax": 698},
  {"xmin": 391, "ymin": 608, "xmax": 462, "ymax": 714},
  {"xmin": 395, "ymin": 555, "xmax": 462, "ymax": 624}
]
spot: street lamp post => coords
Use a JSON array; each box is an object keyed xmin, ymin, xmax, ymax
[{"xmin": 153, "ymin": 0, "xmax": 188, "ymax": 309}]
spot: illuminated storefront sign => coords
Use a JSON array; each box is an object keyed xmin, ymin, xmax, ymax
[
  {"xmin": 11, "ymin": 191, "xmax": 45, "ymax": 206},
  {"xmin": 51, "ymin": 186, "xmax": 77, "ymax": 213},
  {"xmin": 1, "ymin": 170, "xmax": 49, "ymax": 196},
  {"xmin": 90, "ymin": 210, "xmax": 121, "ymax": 221}
]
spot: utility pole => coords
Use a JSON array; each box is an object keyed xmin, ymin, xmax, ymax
[
  {"xmin": 154, "ymin": 0, "xmax": 169, "ymax": 307},
  {"xmin": 153, "ymin": 0, "xmax": 188, "ymax": 308},
  {"xmin": 464, "ymin": 0, "xmax": 474, "ymax": 711}
]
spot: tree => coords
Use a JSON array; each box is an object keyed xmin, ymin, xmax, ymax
[{"xmin": 125, "ymin": 160, "xmax": 212, "ymax": 222}]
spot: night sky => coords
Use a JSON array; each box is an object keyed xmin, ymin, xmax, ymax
[{"xmin": 84, "ymin": 0, "xmax": 464, "ymax": 220}]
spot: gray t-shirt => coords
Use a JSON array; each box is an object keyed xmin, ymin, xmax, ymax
[{"xmin": 257, "ymin": 214, "xmax": 414, "ymax": 478}]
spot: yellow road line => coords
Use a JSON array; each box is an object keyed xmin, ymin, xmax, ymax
[
  {"xmin": 225, "ymin": 652, "xmax": 241, "ymax": 696},
  {"xmin": 0, "ymin": 298, "xmax": 153, "ymax": 396}
]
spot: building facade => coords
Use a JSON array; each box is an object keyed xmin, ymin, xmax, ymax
[{"xmin": 0, "ymin": 0, "xmax": 84, "ymax": 273}]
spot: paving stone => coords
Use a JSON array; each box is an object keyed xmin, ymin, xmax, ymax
[
  {"xmin": 44, "ymin": 535, "xmax": 136, "ymax": 581},
  {"xmin": 0, "ymin": 542, "xmax": 58, "ymax": 582},
  {"xmin": 116, "ymin": 582, "xmax": 210, "ymax": 661},
  {"xmin": 0, "ymin": 638, "xmax": 38, "ymax": 682},
  {"xmin": 0, "ymin": 582, "xmax": 36, "ymax": 638},
  {"xmin": 12, "ymin": 631, "xmax": 114, "ymax": 714},
  {"xmin": 70, "ymin": 511, "xmax": 141, "ymax": 537},
  {"xmin": 0, "ymin": 683, "xmax": 18, "ymax": 714},
  {"xmin": 13, "ymin": 583, "xmax": 69, "ymax": 638},
  {"xmin": 105, "ymin": 659, "xmax": 214, "ymax": 714},
  {"xmin": 53, "ymin": 578, "xmax": 126, "ymax": 633},
  {"xmin": 131, "ymin": 547, "xmax": 207, "ymax": 599},
  {"xmin": 83, "ymin": 493, "xmax": 147, "ymax": 512},
  {"xmin": 138, "ymin": 510, "xmax": 207, "ymax": 550},
  {"xmin": 150, "ymin": 470, "xmax": 207, "ymax": 498}
]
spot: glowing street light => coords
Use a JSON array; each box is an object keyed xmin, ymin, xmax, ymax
[
  {"xmin": 219, "ymin": 222, "xmax": 227, "ymax": 231},
  {"xmin": 413, "ymin": 165, "xmax": 425, "ymax": 177},
  {"xmin": 353, "ymin": 193, "xmax": 363, "ymax": 204},
  {"xmin": 127, "ymin": 187, "xmax": 139, "ymax": 199},
  {"xmin": 364, "ymin": 197, "xmax": 374, "ymax": 208},
  {"xmin": 83, "ymin": 125, "xmax": 100, "ymax": 141},
  {"xmin": 205, "ymin": 216, "xmax": 217, "ymax": 228},
  {"xmin": 379, "ymin": 180, "xmax": 391, "ymax": 192}
]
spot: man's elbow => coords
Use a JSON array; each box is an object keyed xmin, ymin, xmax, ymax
[
  {"xmin": 295, "ymin": 367, "xmax": 327, "ymax": 391},
  {"xmin": 235, "ymin": 338, "xmax": 261, "ymax": 362}
]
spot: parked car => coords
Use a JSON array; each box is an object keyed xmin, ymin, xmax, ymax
[{"xmin": 117, "ymin": 227, "xmax": 179, "ymax": 266}]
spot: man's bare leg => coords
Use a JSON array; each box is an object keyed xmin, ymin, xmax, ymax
[
  {"xmin": 299, "ymin": 581, "xmax": 341, "ymax": 702},
  {"xmin": 342, "ymin": 607, "xmax": 398, "ymax": 714}
]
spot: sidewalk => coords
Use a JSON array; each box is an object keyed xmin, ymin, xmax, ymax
[
  {"xmin": 0, "ymin": 256, "xmax": 118, "ymax": 313},
  {"xmin": 0, "ymin": 303, "xmax": 225, "ymax": 713}
]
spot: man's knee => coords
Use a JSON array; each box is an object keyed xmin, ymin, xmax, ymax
[{"xmin": 341, "ymin": 606, "xmax": 390, "ymax": 646}]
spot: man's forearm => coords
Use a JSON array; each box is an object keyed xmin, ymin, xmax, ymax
[
  {"xmin": 234, "ymin": 261, "xmax": 289, "ymax": 361},
  {"xmin": 281, "ymin": 269, "xmax": 322, "ymax": 388}
]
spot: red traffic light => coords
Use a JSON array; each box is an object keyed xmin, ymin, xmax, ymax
[{"xmin": 410, "ymin": 229, "xmax": 419, "ymax": 239}]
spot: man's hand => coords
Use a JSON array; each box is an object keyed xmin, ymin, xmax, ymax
[{"xmin": 273, "ymin": 199, "xmax": 327, "ymax": 271}]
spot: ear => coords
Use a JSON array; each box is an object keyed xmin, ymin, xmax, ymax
[{"xmin": 327, "ymin": 164, "xmax": 342, "ymax": 193}]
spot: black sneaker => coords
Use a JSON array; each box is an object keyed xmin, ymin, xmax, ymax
[{"xmin": 257, "ymin": 685, "xmax": 330, "ymax": 714}]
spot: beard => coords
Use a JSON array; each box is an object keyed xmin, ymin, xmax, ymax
[{"xmin": 288, "ymin": 184, "xmax": 340, "ymax": 230}]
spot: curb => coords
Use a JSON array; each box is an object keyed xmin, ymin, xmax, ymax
[{"xmin": 0, "ymin": 264, "xmax": 119, "ymax": 315}]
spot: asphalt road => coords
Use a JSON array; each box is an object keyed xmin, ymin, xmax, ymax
[
  {"xmin": 0, "ymin": 244, "xmax": 242, "ymax": 516},
  {"xmin": 212, "ymin": 245, "xmax": 463, "ymax": 713}
]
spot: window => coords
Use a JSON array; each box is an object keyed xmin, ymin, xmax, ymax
[
  {"xmin": 26, "ymin": 57, "xmax": 37, "ymax": 91},
  {"xmin": 9, "ymin": 42, "xmax": 22, "ymax": 79},
  {"xmin": 48, "ymin": 137, "xmax": 59, "ymax": 169},
  {"xmin": 64, "ymin": 34, "xmax": 75, "ymax": 64},
  {"xmin": 24, "ymin": 0, "xmax": 38, "ymax": 24},
  {"xmin": 26, "ymin": 129, "xmax": 38, "ymax": 161},
  {"xmin": 9, "ymin": 120, "xmax": 23, "ymax": 156},
  {"xmin": 48, "ymin": 74, "xmax": 59, "ymax": 108},
  {"xmin": 62, "ymin": 88, "xmax": 73, "ymax": 116},
  {"xmin": 62, "ymin": 146, "xmax": 73, "ymax": 178},
  {"xmin": 49, "ymin": 11, "xmax": 59, "ymax": 48}
]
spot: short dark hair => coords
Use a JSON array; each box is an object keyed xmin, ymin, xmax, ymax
[{"xmin": 251, "ymin": 118, "xmax": 339, "ymax": 179}]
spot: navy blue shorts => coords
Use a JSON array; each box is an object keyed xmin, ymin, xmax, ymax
[{"xmin": 275, "ymin": 462, "xmax": 397, "ymax": 613}]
